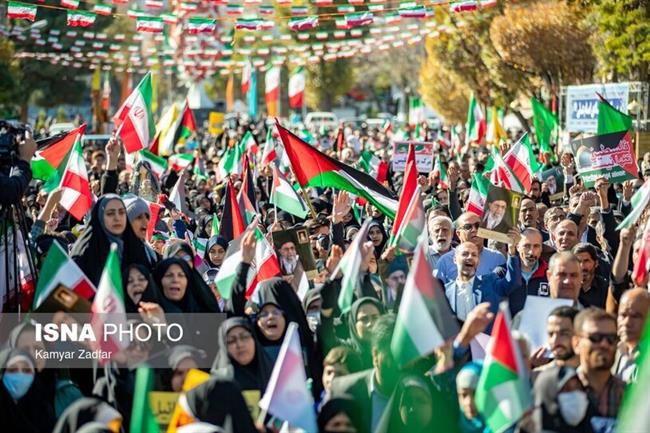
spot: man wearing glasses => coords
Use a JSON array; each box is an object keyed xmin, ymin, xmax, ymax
[
  {"xmin": 434, "ymin": 212, "xmax": 507, "ymax": 284},
  {"xmin": 572, "ymin": 307, "xmax": 625, "ymax": 420}
]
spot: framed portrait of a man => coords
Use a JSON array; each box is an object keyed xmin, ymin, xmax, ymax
[{"xmin": 477, "ymin": 184, "xmax": 524, "ymax": 244}]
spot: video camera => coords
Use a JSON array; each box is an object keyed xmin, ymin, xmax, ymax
[{"xmin": 0, "ymin": 120, "xmax": 30, "ymax": 168}]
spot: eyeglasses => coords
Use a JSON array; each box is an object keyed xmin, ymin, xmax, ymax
[
  {"xmin": 459, "ymin": 222, "xmax": 480, "ymax": 231},
  {"xmin": 357, "ymin": 314, "xmax": 380, "ymax": 326},
  {"xmin": 583, "ymin": 333, "xmax": 618, "ymax": 345},
  {"xmin": 259, "ymin": 308, "xmax": 283, "ymax": 319},
  {"xmin": 226, "ymin": 333, "xmax": 253, "ymax": 346}
]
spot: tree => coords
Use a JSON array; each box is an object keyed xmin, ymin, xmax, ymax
[
  {"xmin": 589, "ymin": 0, "xmax": 650, "ymax": 82},
  {"xmin": 490, "ymin": 1, "xmax": 595, "ymax": 96},
  {"xmin": 306, "ymin": 59, "xmax": 355, "ymax": 111}
]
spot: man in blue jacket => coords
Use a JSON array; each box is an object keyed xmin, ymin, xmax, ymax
[{"xmin": 444, "ymin": 231, "xmax": 523, "ymax": 331}]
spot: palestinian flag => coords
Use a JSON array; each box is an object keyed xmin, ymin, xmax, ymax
[
  {"xmin": 7, "ymin": 1, "xmax": 37, "ymax": 21},
  {"xmin": 265, "ymin": 65, "xmax": 281, "ymax": 117},
  {"xmin": 389, "ymin": 151, "xmax": 417, "ymax": 246},
  {"xmin": 59, "ymin": 134, "xmax": 92, "ymax": 220},
  {"xmin": 240, "ymin": 155, "xmax": 258, "ymax": 209},
  {"xmin": 33, "ymin": 241, "xmax": 95, "ymax": 309},
  {"xmin": 597, "ymin": 93, "xmax": 633, "ymax": 135},
  {"xmin": 93, "ymin": 3, "xmax": 112, "ymax": 15},
  {"xmin": 466, "ymin": 93, "xmax": 486, "ymax": 143},
  {"xmin": 176, "ymin": 103, "xmax": 196, "ymax": 142},
  {"xmin": 276, "ymin": 122, "xmax": 398, "ymax": 218},
  {"xmin": 289, "ymin": 16, "xmax": 319, "ymax": 32},
  {"xmin": 530, "ymin": 97, "xmax": 558, "ymax": 154},
  {"xmin": 217, "ymin": 138, "xmax": 245, "ymax": 179},
  {"xmin": 60, "ymin": 0, "xmax": 79, "ymax": 9},
  {"xmin": 135, "ymin": 16, "xmax": 164, "ymax": 33},
  {"xmin": 138, "ymin": 149, "xmax": 167, "ymax": 178},
  {"xmin": 130, "ymin": 367, "xmax": 159, "ymax": 433},
  {"xmin": 617, "ymin": 180, "xmax": 650, "ymax": 230},
  {"xmin": 32, "ymin": 124, "xmax": 85, "ymax": 183},
  {"xmin": 66, "ymin": 10, "xmax": 96, "ymax": 27},
  {"xmin": 169, "ymin": 153, "xmax": 194, "ymax": 171},
  {"xmin": 288, "ymin": 66, "xmax": 305, "ymax": 108},
  {"xmin": 219, "ymin": 180, "xmax": 246, "ymax": 243},
  {"xmin": 90, "ymin": 244, "xmax": 129, "ymax": 362},
  {"xmin": 331, "ymin": 220, "xmax": 371, "ymax": 314},
  {"xmin": 241, "ymin": 60, "xmax": 252, "ymax": 95},
  {"xmin": 261, "ymin": 127, "xmax": 277, "ymax": 166},
  {"xmin": 476, "ymin": 304, "xmax": 532, "ymax": 433},
  {"xmin": 187, "ymin": 17, "xmax": 216, "ymax": 33},
  {"xmin": 113, "ymin": 72, "xmax": 155, "ymax": 153},
  {"xmin": 501, "ymin": 133, "xmax": 541, "ymax": 193},
  {"xmin": 393, "ymin": 186, "xmax": 425, "ymax": 252},
  {"xmin": 271, "ymin": 164, "xmax": 309, "ymax": 219},
  {"xmin": 432, "ymin": 154, "xmax": 448, "ymax": 189},
  {"xmin": 618, "ymin": 309, "xmax": 650, "ymax": 432},
  {"xmin": 467, "ymin": 173, "xmax": 490, "ymax": 216},
  {"xmin": 391, "ymin": 233, "xmax": 459, "ymax": 367}
]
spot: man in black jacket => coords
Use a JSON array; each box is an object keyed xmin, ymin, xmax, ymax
[{"xmin": 0, "ymin": 129, "xmax": 36, "ymax": 206}]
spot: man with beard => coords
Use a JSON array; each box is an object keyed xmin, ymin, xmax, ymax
[
  {"xmin": 510, "ymin": 228, "xmax": 549, "ymax": 314},
  {"xmin": 277, "ymin": 239, "xmax": 304, "ymax": 293},
  {"xmin": 482, "ymin": 199, "xmax": 509, "ymax": 232},
  {"xmin": 572, "ymin": 307, "xmax": 625, "ymax": 419},
  {"xmin": 427, "ymin": 214, "xmax": 453, "ymax": 268},
  {"xmin": 434, "ymin": 212, "xmax": 506, "ymax": 284},
  {"xmin": 572, "ymin": 243, "xmax": 609, "ymax": 308},
  {"xmin": 531, "ymin": 306, "xmax": 580, "ymax": 373},
  {"xmin": 614, "ymin": 288, "xmax": 650, "ymax": 382}
]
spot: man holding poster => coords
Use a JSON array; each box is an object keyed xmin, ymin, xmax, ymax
[
  {"xmin": 571, "ymin": 130, "xmax": 638, "ymax": 187},
  {"xmin": 478, "ymin": 184, "xmax": 524, "ymax": 244}
]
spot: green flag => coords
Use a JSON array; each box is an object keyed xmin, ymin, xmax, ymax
[
  {"xmin": 530, "ymin": 97, "xmax": 558, "ymax": 154},
  {"xmin": 597, "ymin": 95, "xmax": 633, "ymax": 135},
  {"xmin": 130, "ymin": 366, "xmax": 159, "ymax": 433},
  {"xmin": 211, "ymin": 213, "xmax": 220, "ymax": 236}
]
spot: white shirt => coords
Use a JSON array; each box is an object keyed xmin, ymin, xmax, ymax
[{"xmin": 455, "ymin": 277, "xmax": 476, "ymax": 321}]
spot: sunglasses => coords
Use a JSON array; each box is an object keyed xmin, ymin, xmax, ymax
[
  {"xmin": 583, "ymin": 333, "xmax": 618, "ymax": 345},
  {"xmin": 459, "ymin": 222, "xmax": 480, "ymax": 231}
]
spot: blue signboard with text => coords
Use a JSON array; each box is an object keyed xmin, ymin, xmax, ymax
[{"xmin": 565, "ymin": 83, "xmax": 629, "ymax": 133}]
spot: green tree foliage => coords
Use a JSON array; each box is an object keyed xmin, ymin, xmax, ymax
[{"xmin": 306, "ymin": 59, "xmax": 355, "ymax": 111}]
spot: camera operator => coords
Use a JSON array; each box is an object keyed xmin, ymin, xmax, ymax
[{"xmin": 0, "ymin": 128, "xmax": 37, "ymax": 206}]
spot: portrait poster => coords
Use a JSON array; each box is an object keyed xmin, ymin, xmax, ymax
[
  {"xmin": 391, "ymin": 141, "xmax": 434, "ymax": 173},
  {"xmin": 272, "ymin": 226, "xmax": 317, "ymax": 278},
  {"xmin": 477, "ymin": 184, "xmax": 524, "ymax": 244}
]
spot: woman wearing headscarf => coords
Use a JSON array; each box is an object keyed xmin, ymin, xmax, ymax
[
  {"xmin": 195, "ymin": 214, "xmax": 214, "ymax": 238},
  {"xmin": 211, "ymin": 317, "xmax": 274, "ymax": 394},
  {"xmin": 317, "ymin": 396, "xmax": 363, "ymax": 433},
  {"xmin": 122, "ymin": 263, "xmax": 164, "ymax": 314},
  {"xmin": 153, "ymin": 258, "xmax": 221, "ymax": 313},
  {"xmin": 343, "ymin": 297, "xmax": 385, "ymax": 371},
  {"xmin": 53, "ymin": 397, "xmax": 122, "ymax": 433},
  {"xmin": 204, "ymin": 235, "xmax": 228, "ymax": 271},
  {"xmin": 122, "ymin": 194, "xmax": 159, "ymax": 267},
  {"xmin": 71, "ymin": 194, "xmax": 151, "ymax": 286},
  {"xmin": 160, "ymin": 345, "xmax": 206, "ymax": 392},
  {"xmin": 0, "ymin": 348, "xmax": 52, "ymax": 433},
  {"xmin": 455, "ymin": 362, "xmax": 489, "ymax": 433}
]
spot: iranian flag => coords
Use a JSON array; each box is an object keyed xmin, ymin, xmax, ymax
[
  {"xmin": 241, "ymin": 130, "xmax": 258, "ymax": 157},
  {"xmin": 466, "ymin": 93, "xmax": 486, "ymax": 143},
  {"xmin": 259, "ymin": 322, "xmax": 318, "ymax": 433},
  {"xmin": 475, "ymin": 305, "xmax": 532, "ymax": 433},
  {"xmin": 408, "ymin": 96, "xmax": 423, "ymax": 128},
  {"xmin": 344, "ymin": 11, "xmax": 374, "ymax": 27},
  {"xmin": 271, "ymin": 164, "xmax": 309, "ymax": 219},
  {"xmin": 501, "ymin": 133, "xmax": 541, "ymax": 193},
  {"xmin": 32, "ymin": 241, "xmax": 95, "ymax": 309},
  {"xmin": 135, "ymin": 16, "xmax": 164, "ymax": 33},
  {"xmin": 489, "ymin": 149, "xmax": 525, "ymax": 194},
  {"xmin": 241, "ymin": 60, "xmax": 252, "ymax": 95},
  {"xmin": 288, "ymin": 16, "xmax": 319, "ymax": 31},
  {"xmin": 288, "ymin": 67, "xmax": 305, "ymax": 109},
  {"xmin": 7, "ymin": 1, "xmax": 37, "ymax": 21},
  {"xmin": 186, "ymin": 17, "xmax": 216, "ymax": 34},
  {"xmin": 59, "ymin": 134, "xmax": 92, "ymax": 220},
  {"xmin": 92, "ymin": 3, "xmax": 112, "ymax": 16},
  {"xmin": 60, "ymin": 0, "xmax": 79, "ymax": 9},
  {"xmin": 331, "ymin": 220, "xmax": 371, "ymax": 314},
  {"xmin": 467, "ymin": 173, "xmax": 490, "ymax": 216},
  {"xmin": 113, "ymin": 72, "xmax": 155, "ymax": 153},
  {"xmin": 265, "ymin": 65, "xmax": 281, "ymax": 117},
  {"xmin": 31, "ymin": 124, "xmax": 85, "ymax": 182},
  {"xmin": 138, "ymin": 149, "xmax": 167, "ymax": 178},
  {"xmin": 261, "ymin": 127, "xmax": 277, "ymax": 166},
  {"xmin": 393, "ymin": 186, "xmax": 425, "ymax": 252},
  {"xmin": 432, "ymin": 154, "xmax": 448, "ymax": 189},
  {"xmin": 617, "ymin": 180, "xmax": 650, "ymax": 230},
  {"xmin": 248, "ymin": 227, "xmax": 282, "ymax": 299},
  {"xmin": 276, "ymin": 121, "xmax": 398, "ymax": 218},
  {"xmin": 67, "ymin": 10, "xmax": 96, "ymax": 27},
  {"xmin": 90, "ymin": 244, "xmax": 129, "ymax": 361},
  {"xmin": 168, "ymin": 153, "xmax": 193, "ymax": 171},
  {"xmin": 161, "ymin": 13, "xmax": 178, "ymax": 24},
  {"xmin": 391, "ymin": 233, "xmax": 459, "ymax": 367}
]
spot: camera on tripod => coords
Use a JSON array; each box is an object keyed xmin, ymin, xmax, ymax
[{"xmin": 0, "ymin": 120, "xmax": 29, "ymax": 167}]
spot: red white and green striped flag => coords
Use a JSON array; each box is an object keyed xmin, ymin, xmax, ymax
[
  {"xmin": 632, "ymin": 218, "xmax": 650, "ymax": 286},
  {"xmin": 467, "ymin": 173, "xmax": 490, "ymax": 216},
  {"xmin": 241, "ymin": 130, "xmax": 259, "ymax": 157},
  {"xmin": 616, "ymin": 180, "xmax": 650, "ymax": 230},
  {"xmin": 288, "ymin": 66, "xmax": 305, "ymax": 109},
  {"xmin": 276, "ymin": 121, "xmax": 398, "ymax": 218},
  {"xmin": 139, "ymin": 149, "xmax": 167, "ymax": 178},
  {"xmin": 31, "ymin": 124, "xmax": 85, "ymax": 183},
  {"xmin": 476, "ymin": 304, "xmax": 532, "ymax": 433},
  {"xmin": 344, "ymin": 11, "xmax": 374, "ymax": 27},
  {"xmin": 261, "ymin": 127, "xmax": 277, "ymax": 166},
  {"xmin": 113, "ymin": 72, "xmax": 155, "ymax": 153},
  {"xmin": 391, "ymin": 232, "xmax": 459, "ymax": 367},
  {"xmin": 60, "ymin": 0, "xmax": 79, "ymax": 9},
  {"xmin": 241, "ymin": 60, "xmax": 252, "ymax": 95},
  {"xmin": 248, "ymin": 227, "xmax": 282, "ymax": 299},
  {"xmin": 176, "ymin": 103, "xmax": 196, "ymax": 142},
  {"xmin": 489, "ymin": 149, "xmax": 525, "ymax": 193},
  {"xmin": 226, "ymin": 4, "xmax": 244, "ymax": 15},
  {"xmin": 90, "ymin": 244, "xmax": 129, "ymax": 362},
  {"xmin": 359, "ymin": 150, "xmax": 388, "ymax": 183},
  {"xmin": 398, "ymin": 2, "xmax": 427, "ymax": 18},
  {"xmin": 59, "ymin": 134, "xmax": 92, "ymax": 220},
  {"xmin": 466, "ymin": 93, "xmax": 486, "ymax": 143},
  {"xmin": 67, "ymin": 10, "xmax": 96, "ymax": 27},
  {"xmin": 217, "ymin": 138, "xmax": 245, "ymax": 179},
  {"xmin": 288, "ymin": 16, "xmax": 319, "ymax": 31},
  {"xmin": 7, "ymin": 1, "xmax": 38, "ymax": 21},
  {"xmin": 93, "ymin": 4, "xmax": 112, "ymax": 17},
  {"xmin": 186, "ymin": 17, "xmax": 216, "ymax": 34},
  {"xmin": 135, "ymin": 16, "xmax": 164, "ymax": 33},
  {"xmin": 219, "ymin": 180, "xmax": 247, "ymax": 243},
  {"xmin": 161, "ymin": 13, "xmax": 178, "ymax": 24},
  {"xmin": 332, "ymin": 220, "xmax": 372, "ymax": 314},
  {"xmin": 265, "ymin": 65, "xmax": 281, "ymax": 117},
  {"xmin": 168, "ymin": 153, "xmax": 193, "ymax": 171},
  {"xmin": 432, "ymin": 154, "xmax": 448, "ymax": 189},
  {"xmin": 144, "ymin": 0, "xmax": 163, "ymax": 8},
  {"xmin": 271, "ymin": 164, "xmax": 309, "ymax": 219},
  {"xmin": 501, "ymin": 133, "xmax": 541, "ymax": 193},
  {"xmin": 33, "ymin": 241, "xmax": 96, "ymax": 309},
  {"xmin": 393, "ymin": 186, "xmax": 425, "ymax": 252}
]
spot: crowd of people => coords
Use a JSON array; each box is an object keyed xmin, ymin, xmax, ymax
[{"xmin": 0, "ymin": 113, "xmax": 649, "ymax": 433}]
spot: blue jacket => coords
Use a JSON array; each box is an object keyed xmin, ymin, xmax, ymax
[{"xmin": 444, "ymin": 255, "xmax": 522, "ymax": 332}]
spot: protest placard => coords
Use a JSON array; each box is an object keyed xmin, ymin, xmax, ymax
[
  {"xmin": 391, "ymin": 141, "xmax": 434, "ymax": 173},
  {"xmin": 477, "ymin": 184, "xmax": 523, "ymax": 244},
  {"xmin": 571, "ymin": 130, "xmax": 638, "ymax": 187},
  {"xmin": 517, "ymin": 296, "xmax": 574, "ymax": 351}
]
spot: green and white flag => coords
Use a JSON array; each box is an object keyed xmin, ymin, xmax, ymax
[
  {"xmin": 393, "ymin": 186, "xmax": 425, "ymax": 252},
  {"xmin": 530, "ymin": 97, "xmax": 558, "ymax": 154},
  {"xmin": 408, "ymin": 96, "xmax": 423, "ymax": 128},
  {"xmin": 331, "ymin": 220, "xmax": 371, "ymax": 314},
  {"xmin": 138, "ymin": 149, "xmax": 167, "ymax": 178},
  {"xmin": 617, "ymin": 180, "xmax": 650, "ymax": 230},
  {"xmin": 270, "ymin": 164, "xmax": 309, "ymax": 219},
  {"xmin": 618, "ymin": 311, "xmax": 650, "ymax": 432},
  {"xmin": 466, "ymin": 93, "xmax": 486, "ymax": 143},
  {"xmin": 211, "ymin": 214, "xmax": 220, "ymax": 237}
]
